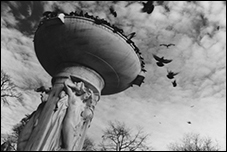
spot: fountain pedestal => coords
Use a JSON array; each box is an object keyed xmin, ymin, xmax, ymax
[{"xmin": 18, "ymin": 65, "xmax": 104, "ymax": 151}]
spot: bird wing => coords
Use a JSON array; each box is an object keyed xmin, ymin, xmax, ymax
[
  {"xmin": 127, "ymin": 32, "xmax": 136, "ymax": 39},
  {"xmin": 167, "ymin": 75, "xmax": 172, "ymax": 79},
  {"xmin": 153, "ymin": 54, "xmax": 161, "ymax": 61},
  {"xmin": 110, "ymin": 6, "xmax": 114, "ymax": 13},
  {"xmin": 131, "ymin": 32, "xmax": 136, "ymax": 36},
  {"xmin": 167, "ymin": 69, "xmax": 173, "ymax": 74},
  {"xmin": 141, "ymin": 1, "xmax": 154, "ymax": 12},
  {"xmin": 147, "ymin": 5, "xmax": 155, "ymax": 14},
  {"xmin": 144, "ymin": 1, "xmax": 154, "ymax": 6},
  {"xmin": 173, "ymin": 72, "xmax": 179, "ymax": 76},
  {"xmin": 114, "ymin": 12, "xmax": 117, "ymax": 17},
  {"xmin": 157, "ymin": 62, "xmax": 164, "ymax": 67},
  {"xmin": 162, "ymin": 58, "xmax": 172, "ymax": 63},
  {"xmin": 110, "ymin": 6, "xmax": 117, "ymax": 17},
  {"xmin": 172, "ymin": 80, "xmax": 177, "ymax": 87},
  {"xmin": 167, "ymin": 43, "xmax": 175, "ymax": 47},
  {"xmin": 160, "ymin": 44, "xmax": 167, "ymax": 47}
]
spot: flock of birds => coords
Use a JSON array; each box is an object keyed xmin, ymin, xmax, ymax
[
  {"xmin": 152, "ymin": 44, "xmax": 193, "ymax": 125},
  {"xmin": 152, "ymin": 43, "xmax": 179, "ymax": 87},
  {"xmin": 108, "ymin": 2, "xmax": 180, "ymax": 89},
  {"xmin": 107, "ymin": 2, "xmax": 179, "ymax": 88}
]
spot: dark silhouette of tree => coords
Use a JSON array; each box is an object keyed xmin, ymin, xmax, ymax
[
  {"xmin": 82, "ymin": 136, "xmax": 96, "ymax": 151},
  {"xmin": 168, "ymin": 133, "xmax": 220, "ymax": 151},
  {"xmin": 12, "ymin": 114, "xmax": 32, "ymax": 139},
  {"xmin": 1, "ymin": 69, "xmax": 23, "ymax": 105},
  {"xmin": 1, "ymin": 139, "xmax": 16, "ymax": 151},
  {"xmin": 98, "ymin": 121, "xmax": 152, "ymax": 151},
  {"xmin": 1, "ymin": 114, "xmax": 31, "ymax": 151}
]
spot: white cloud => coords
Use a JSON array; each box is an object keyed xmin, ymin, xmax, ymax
[
  {"xmin": 1, "ymin": 1, "xmax": 226, "ymax": 150},
  {"xmin": 1, "ymin": 26, "xmax": 51, "ymax": 89}
]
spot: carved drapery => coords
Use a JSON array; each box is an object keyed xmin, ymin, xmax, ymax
[{"xmin": 17, "ymin": 77, "xmax": 100, "ymax": 151}]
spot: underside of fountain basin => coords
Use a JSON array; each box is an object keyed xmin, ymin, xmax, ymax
[{"xmin": 34, "ymin": 13, "xmax": 146, "ymax": 95}]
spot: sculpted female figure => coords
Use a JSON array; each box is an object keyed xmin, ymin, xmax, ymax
[{"xmin": 17, "ymin": 76, "xmax": 100, "ymax": 151}]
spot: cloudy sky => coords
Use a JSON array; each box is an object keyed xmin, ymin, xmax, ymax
[{"xmin": 1, "ymin": 1, "xmax": 226, "ymax": 150}]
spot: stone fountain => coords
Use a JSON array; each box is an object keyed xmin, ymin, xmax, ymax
[{"xmin": 17, "ymin": 11, "xmax": 146, "ymax": 151}]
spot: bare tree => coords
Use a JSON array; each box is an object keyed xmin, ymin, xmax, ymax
[
  {"xmin": 82, "ymin": 136, "xmax": 96, "ymax": 151},
  {"xmin": 1, "ymin": 69, "xmax": 23, "ymax": 105},
  {"xmin": 1, "ymin": 113, "xmax": 32, "ymax": 151},
  {"xmin": 98, "ymin": 121, "xmax": 152, "ymax": 151},
  {"xmin": 1, "ymin": 139, "xmax": 16, "ymax": 151},
  {"xmin": 168, "ymin": 133, "xmax": 220, "ymax": 151},
  {"xmin": 12, "ymin": 114, "xmax": 32, "ymax": 139}
]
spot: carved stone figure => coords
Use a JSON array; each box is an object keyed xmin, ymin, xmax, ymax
[{"xmin": 17, "ymin": 77, "xmax": 99, "ymax": 151}]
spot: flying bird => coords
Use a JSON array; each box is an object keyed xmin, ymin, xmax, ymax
[
  {"xmin": 126, "ymin": 32, "xmax": 136, "ymax": 40},
  {"xmin": 141, "ymin": 1, "xmax": 155, "ymax": 14},
  {"xmin": 167, "ymin": 70, "xmax": 179, "ymax": 79},
  {"xmin": 217, "ymin": 26, "xmax": 220, "ymax": 30},
  {"xmin": 109, "ymin": 6, "xmax": 117, "ymax": 17},
  {"xmin": 172, "ymin": 80, "xmax": 177, "ymax": 87},
  {"xmin": 160, "ymin": 43, "xmax": 175, "ymax": 48},
  {"xmin": 152, "ymin": 54, "xmax": 172, "ymax": 67},
  {"xmin": 187, "ymin": 121, "xmax": 191, "ymax": 124}
]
